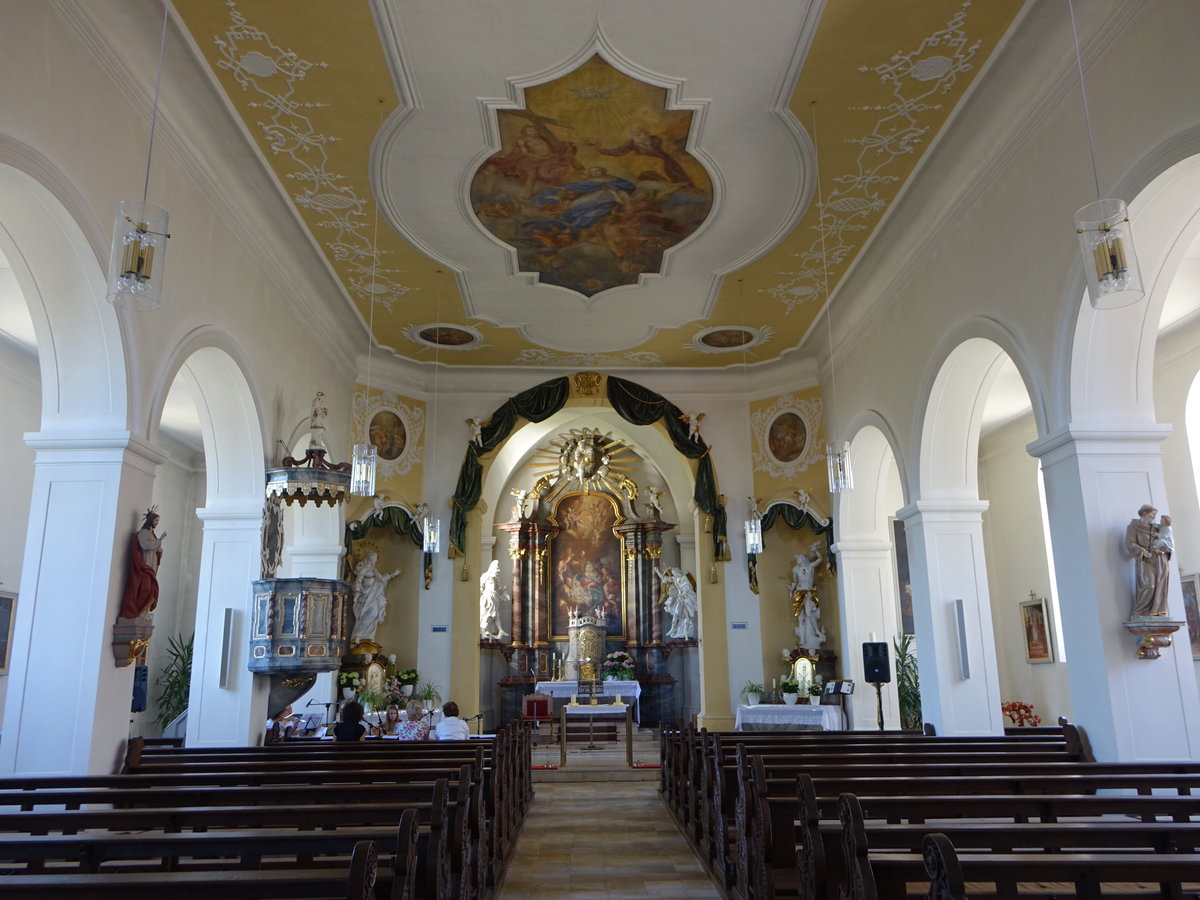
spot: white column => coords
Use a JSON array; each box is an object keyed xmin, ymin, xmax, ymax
[
  {"xmin": 283, "ymin": 502, "xmax": 344, "ymax": 579},
  {"xmin": 898, "ymin": 499, "xmax": 1004, "ymax": 736},
  {"xmin": 1, "ymin": 432, "xmax": 162, "ymax": 776},
  {"xmin": 186, "ymin": 505, "xmax": 268, "ymax": 748},
  {"xmin": 1030, "ymin": 427, "xmax": 1200, "ymax": 761},
  {"xmin": 832, "ymin": 536, "xmax": 901, "ymax": 731}
]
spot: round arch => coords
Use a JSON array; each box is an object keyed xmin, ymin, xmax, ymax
[{"xmin": 0, "ymin": 147, "xmax": 127, "ymax": 431}]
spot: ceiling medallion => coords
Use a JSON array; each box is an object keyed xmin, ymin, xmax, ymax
[
  {"xmin": 405, "ymin": 323, "xmax": 483, "ymax": 350},
  {"xmin": 471, "ymin": 55, "xmax": 713, "ymax": 298},
  {"xmin": 690, "ymin": 325, "xmax": 773, "ymax": 354}
]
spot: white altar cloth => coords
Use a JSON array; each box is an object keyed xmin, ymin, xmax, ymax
[
  {"xmin": 534, "ymin": 680, "xmax": 641, "ymax": 723},
  {"xmin": 734, "ymin": 703, "xmax": 842, "ymax": 732}
]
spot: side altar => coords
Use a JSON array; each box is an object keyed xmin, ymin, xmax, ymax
[{"xmin": 482, "ymin": 427, "xmax": 694, "ymax": 727}]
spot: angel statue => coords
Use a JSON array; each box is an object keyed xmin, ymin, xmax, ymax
[
  {"xmin": 680, "ymin": 412, "xmax": 705, "ymax": 442},
  {"xmin": 308, "ymin": 391, "xmax": 328, "ymax": 452},
  {"xmin": 645, "ymin": 486, "xmax": 665, "ymax": 517},
  {"xmin": 466, "ymin": 417, "xmax": 487, "ymax": 446},
  {"xmin": 655, "ymin": 566, "xmax": 698, "ymax": 640},
  {"xmin": 479, "ymin": 560, "xmax": 511, "ymax": 641}
]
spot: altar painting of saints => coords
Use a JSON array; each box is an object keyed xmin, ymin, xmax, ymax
[{"xmin": 550, "ymin": 492, "xmax": 624, "ymax": 639}]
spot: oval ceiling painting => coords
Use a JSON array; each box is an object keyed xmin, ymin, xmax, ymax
[{"xmin": 472, "ymin": 55, "xmax": 713, "ymax": 298}]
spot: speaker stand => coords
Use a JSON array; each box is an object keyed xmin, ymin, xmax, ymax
[{"xmin": 869, "ymin": 681, "xmax": 885, "ymax": 731}]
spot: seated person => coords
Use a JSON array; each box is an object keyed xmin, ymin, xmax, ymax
[
  {"xmin": 377, "ymin": 704, "xmax": 403, "ymax": 736},
  {"xmin": 333, "ymin": 700, "xmax": 367, "ymax": 742},
  {"xmin": 394, "ymin": 699, "xmax": 430, "ymax": 741},
  {"xmin": 434, "ymin": 700, "xmax": 471, "ymax": 741},
  {"xmin": 264, "ymin": 704, "xmax": 298, "ymax": 744}
]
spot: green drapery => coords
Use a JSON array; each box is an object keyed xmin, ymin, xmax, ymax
[
  {"xmin": 446, "ymin": 374, "xmax": 730, "ymax": 561},
  {"xmin": 747, "ymin": 500, "xmax": 837, "ymax": 587},
  {"xmin": 343, "ymin": 505, "xmax": 426, "ymax": 582},
  {"xmin": 449, "ymin": 377, "xmax": 571, "ymax": 555},
  {"xmin": 607, "ymin": 376, "xmax": 728, "ymax": 561}
]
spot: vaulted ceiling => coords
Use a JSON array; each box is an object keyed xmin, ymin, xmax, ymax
[{"xmin": 172, "ymin": 0, "xmax": 1025, "ymax": 371}]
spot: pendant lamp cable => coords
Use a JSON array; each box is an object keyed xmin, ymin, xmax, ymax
[
  {"xmin": 1067, "ymin": 0, "xmax": 1103, "ymax": 203},
  {"xmin": 142, "ymin": 2, "xmax": 169, "ymax": 207},
  {"xmin": 812, "ymin": 102, "xmax": 839, "ymax": 443}
]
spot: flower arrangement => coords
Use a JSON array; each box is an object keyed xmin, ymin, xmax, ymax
[
  {"xmin": 338, "ymin": 671, "xmax": 363, "ymax": 692},
  {"xmin": 808, "ymin": 681, "xmax": 824, "ymax": 696},
  {"xmin": 1001, "ymin": 700, "xmax": 1041, "ymax": 727},
  {"xmin": 779, "ymin": 678, "xmax": 800, "ymax": 694},
  {"xmin": 396, "ymin": 668, "xmax": 419, "ymax": 685},
  {"xmin": 601, "ymin": 650, "xmax": 636, "ymax": 680}
]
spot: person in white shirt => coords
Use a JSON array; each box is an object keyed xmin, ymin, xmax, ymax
[{"xmin": 434, "ymin": 701, "xmax": 471, "ymax": 740}]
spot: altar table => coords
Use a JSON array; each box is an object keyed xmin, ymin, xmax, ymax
[
  {"xmin": 558, "ymin": 703, "xmax": 634, "ymax": 767},
  {"xmin": 535, "ymin": 680, "xmax": 641, "ymax": 723},
  {"xmin": 734, "ymin": 703, "xmax": 843, "ymax": 732}
]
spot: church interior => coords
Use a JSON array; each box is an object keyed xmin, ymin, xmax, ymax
[{"xmin": 3, "ymin": 0, "xmax": 1200, "ymax": 813}]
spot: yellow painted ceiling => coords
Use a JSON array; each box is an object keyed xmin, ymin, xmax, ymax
[{"xmin": 173, "ymin": 0, "xmax": 1024, "ymax": 370}]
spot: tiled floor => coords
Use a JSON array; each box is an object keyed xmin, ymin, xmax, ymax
[{"xmin": 499, "ymin": 780, "xmax": 722, "ymax": 899}]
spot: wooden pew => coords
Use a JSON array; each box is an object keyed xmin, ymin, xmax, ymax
[
  {"xmin": 0, "ymin": 836, "xmax": 381, "ymax": 898},
  {"xmin": 828, "ymin": 789, "xmax": 1200, "ymax": 900},
  {"xmin": 873, "ymin": 830, "xmax": 1200, "ymax": 900}
]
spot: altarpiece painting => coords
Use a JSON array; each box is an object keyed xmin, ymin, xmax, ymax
[{"xmin": 549, "ymin": 492, "xmax": 624, "ymax": 639}]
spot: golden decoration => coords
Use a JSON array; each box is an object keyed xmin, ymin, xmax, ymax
[
  {"xmin": 127, "ymin": 637, "xmax": 150, "ymax": 665},
  {"xmin": 573, "ymin": 372, "xmax": 603, "ymax": 396},
  {"xmin": 645, "ymin": 546, "xmax": 663, "ymax": 560},
  {"xmin": 509, "ymin": 547, "xmax": 526, "ymax": 560}
]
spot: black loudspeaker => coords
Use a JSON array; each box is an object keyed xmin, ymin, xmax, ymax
[
  {"xmin": 862, "ymin": 642, "xmax": 891, "ymax": 684},
  {"xmin": 131, "ymin": 664, "xmax": 148, "ymax": 713}
]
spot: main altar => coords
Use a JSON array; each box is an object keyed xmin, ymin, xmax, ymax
[{"xmin": 482, "ymin": 426, "xmax": 696, "ymax": 728}]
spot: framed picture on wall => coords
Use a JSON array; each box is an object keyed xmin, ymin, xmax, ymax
[
  {"xmin": 890, "ymin": 518, "xmax": 914, "ymax": 635},
  {"xmin": 1019, "ymin": 594, "xmax": 1054, "ymax": 663},
  {"xmin": 1180, "ymin": 574, "xmax": 1200, "ymax": 660},
  {"xmin": 0, "ymin": 591, "xmax": 14, "ymax": 672}
]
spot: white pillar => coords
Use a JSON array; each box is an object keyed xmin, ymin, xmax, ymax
[
  {"xmin": 1, "ymin": 432, "xmax": 162, "ymax": 775},
  {"xmin": 186, "ymin": 504, "xmax": 267, "ymax": 747},
  {"xmin": 898, "ymin": 499, "xmax": 1005, "ymax": 736},
  {"xmin": 832, "ymin": 536, "xmax": 902, "ymax": 731},
  {"xmin": 1030, "ymin": 427, "xmax": 1200, "ymax": 761},
  {"xmin": 283, "ymin": 502, "xmax": 344, "ymax": 579}
]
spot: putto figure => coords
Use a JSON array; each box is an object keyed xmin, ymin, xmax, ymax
[{"xmin": 1126, "ymin": 504, "xmax": 1172, "ymax": 617}]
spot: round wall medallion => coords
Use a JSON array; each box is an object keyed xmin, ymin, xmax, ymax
[
  {"xmin": 369, "ymin": 410, "xmax": 407, "ymax": 461},
  {"xmin": 768, "ymin": 412, "xmax": 807, "ymax": 463}
]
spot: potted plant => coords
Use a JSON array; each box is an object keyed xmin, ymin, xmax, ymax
[
  {"xmin": 742, "ymin": 680, "xmax": 765, "ymax": 706},
  {"xmin": 154, "ymin": 632, "xmax": 193, "ymax": 731},
  {"xmin": 338, "ymin": 671, "xmax": 362, "ymax": 700},
  {"xmin": 779, "ymin": 678, "xmax": 800, "ymax": 705},
  {"xmin": 601, "ymin": 650, "xmax": 636, "ymax": 681},
  {"xmin": 894, "ymin": 632, "xmax": 922, "ymax": 731},
  {"xmin": 358, "ymin": 686, "xmax": 383, "ymax": 714},
  {"xmin": 806, "ymin": 681, "xmax": 824, "ymax": 705},
  {"xmin": 417, "ymin": 680, "xmax": 442, "ymax": 708},
  {"xmin": 396, "ymin": 668, "xmax": 419, "ymax": 698}
]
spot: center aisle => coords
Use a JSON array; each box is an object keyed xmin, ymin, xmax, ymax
[{"xmin": 499, "ymin": 779, "xmax": 721, "ymax": 899}]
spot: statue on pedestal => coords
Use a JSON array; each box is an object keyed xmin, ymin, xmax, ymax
[
  {"xmin": 1126, "ymin": 504, "xmax": 1172, "ymax": 617},
  {"xmin": 655, "ymin": 566, "xmax": 698, "ymax": 640},
  {"xmin": 789, "ymin": 541, "xmax": 826, "ymax": 649},
  {"xmin": 351, "ymin": 551, "xmax": 400, "ymax": 647},
  {"xmin": 479, "ymin": 560, "xmax": 511, "ymax": 641},
  {"xmin": 121, "ymin": 508, "xmax": 166, "ymax": 620}
]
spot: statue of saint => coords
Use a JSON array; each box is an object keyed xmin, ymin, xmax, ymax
[
  {"xmin": 789, "ymin": 541, "xmax": 826, "ymax": 649},
  {"xmin": 1126, "ymin": 504, "xmax": 1172, "ymax": 617},
  {"xmin": 655, "ymin": 566, "xmax": 698, "ymax": 640},
  {"xmin": 479, "ymin": 560, "xmax": 511, "ymax": 640},
  {"xmin": 351, "ymin": 551, "xmax": 401, "ymax": 645},
  {"xmin": 308, "ymin": 391, "xmax": 328, "ymax": 452},
  {"xmin": 121, "ymin": 508, "xmax": 166, "ymax": 619}
]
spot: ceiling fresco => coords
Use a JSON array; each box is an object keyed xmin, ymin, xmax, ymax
[{"xmin": 172, "ymin": 0, "xmax": 1025, "ymax": 370}]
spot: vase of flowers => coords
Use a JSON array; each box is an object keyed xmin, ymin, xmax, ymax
[
  {"xmin": 601, "ymin": 650, "xmax": 636, "ymax": 681},
  {"xmin": 1001, "ymin": 700, "xmax": 1041, "ymax": 727},
  {"xmin": 396, "ymin": 668, "xmax": 419, "ymax": 698},
  {"xmin": 338, "ymin": 671, "xmax": 362, "ymax": 700}
]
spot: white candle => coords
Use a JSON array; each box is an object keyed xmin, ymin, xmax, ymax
[{"xmin": 870, "ymin": 631, "xmax": 877, "ymax": 642}]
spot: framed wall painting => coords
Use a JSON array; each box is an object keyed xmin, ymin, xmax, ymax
[
  {"xmin": 890, "ymin": 518, "xmax": 914, "ymax": 635},
  {"xmin": 0, "ymin": 591, "xmax": 14, "ymax": 672},
  {"xmin": 1180, "ymin": 574, "xmax": 1200, "ymax": 660},
  {"xmin": 1019, "ymin": 594, "xmax": 1054, "ymax": 663}
]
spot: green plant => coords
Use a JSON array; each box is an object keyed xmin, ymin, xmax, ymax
[
  {"xmin": 154, "ymin": 632, "xmax": 193, "ymax": 731},
  {"xmin": 779, "ymin": 678, "xmax": 800, "ymax": 694},
  {"xmin": 358, "ymin": 687, "xmax": 384, "ymax": 710},
  {"xmin": 338, "ymin": 671, "xmax": 362, "ymax": 691},
  {"xmin": 742, "ymin": 680, "xmax": 765, "ymax": 695},
  {"xmin": 894, "ymin": 632, "xmax": 922, "ymax": 731},
  {"xmin": 808, "ymin": 681, "xmax": 824, "ymax": 696},
  {"xmin": 418, "ymin": 681, "xmax": 442, "ymax": 706},
  {"xmin": 396, "ymin": 668, "xmax": 419, "ymax": 685}
]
